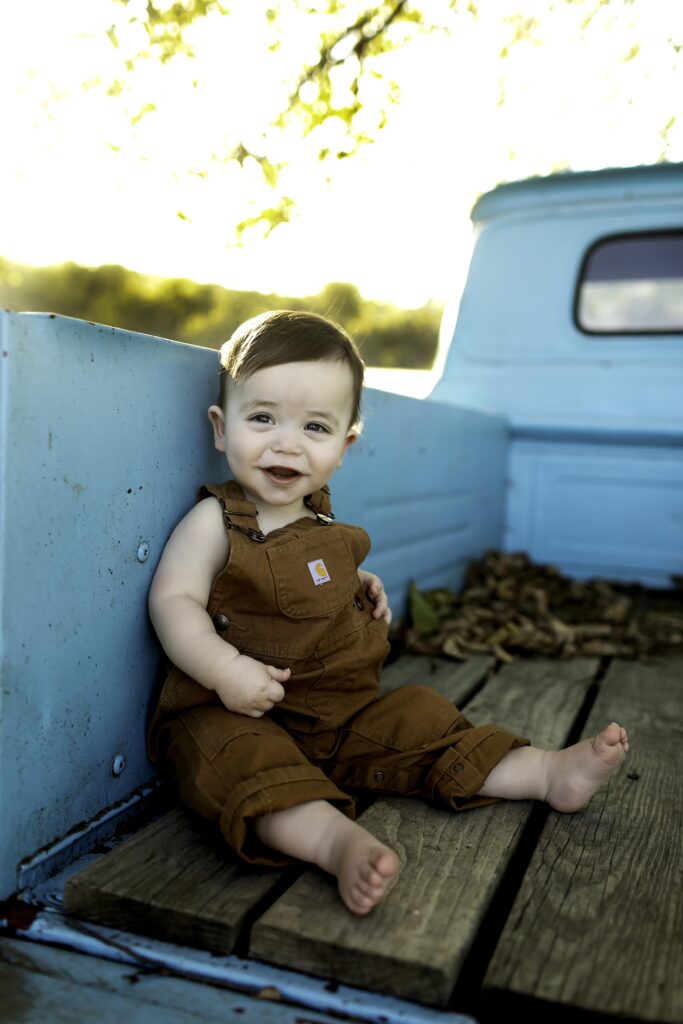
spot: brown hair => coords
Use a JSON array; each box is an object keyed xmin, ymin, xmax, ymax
[{"xmin": 217, "ymin": 310, "xmax": 364, "ymax": 430}]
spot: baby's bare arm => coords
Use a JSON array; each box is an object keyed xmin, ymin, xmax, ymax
[{"xmin": 148, "ymin": 498, "xmax": 289, "ymax": 717}]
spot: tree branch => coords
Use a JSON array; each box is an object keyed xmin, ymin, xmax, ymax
[{"xmin": 291, "ymin": 1, "xmax": 412, "ymax": 102}]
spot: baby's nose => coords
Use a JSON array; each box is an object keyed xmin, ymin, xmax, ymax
[{"xmin": 272, "ymin": 430, "xmax": 302, "ymax": 454}]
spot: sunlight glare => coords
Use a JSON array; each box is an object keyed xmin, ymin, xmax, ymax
[{"xmin": 2, "ymin": 1, "xmax": 683, "ymax": 306}]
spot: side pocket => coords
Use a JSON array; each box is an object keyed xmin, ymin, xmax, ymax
[{"xmin": 181, "ymin": 704, "xmax": 275, "ymax": 762}]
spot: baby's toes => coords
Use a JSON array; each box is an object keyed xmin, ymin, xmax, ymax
[
  {"xmin": 371, "ymin": 848, "xmax": 399, "ymax": 878},
  {"xmin": 350, "ymin": 886, "xmax": 373, "ymax": 913},
  {"xmin": 364, "ymin": 868, "xmax": 386, "ymax": 889},
  {"xmin": 355, "ymin": 878, "xmax": 378, "ymax": 899},
  {"xmin": 360, "ymin": 861, "xmax": 378, "ymax": 884},
  {"xmin": 601, "ymin": 722, "xmax": 623, "ymax": 747},
  {"xmin": 610, "ymin": 723, "xmax": 629, "ymax": 750}
]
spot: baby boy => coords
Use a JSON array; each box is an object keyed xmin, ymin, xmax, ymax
[{"xmin": 147, "ymin": 310, "xmax": 629, "ymax": 915}]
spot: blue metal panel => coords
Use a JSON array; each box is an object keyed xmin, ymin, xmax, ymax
[
  {"xmin": 432, "ymin": 164, "xmax": 683, "ymax": 585},
  {"xmin": 470, "ymin": 161, "xmax": 683, "ymax": 221},
  {"xmin": 505, "ymin": 434, "xmax": 683, "ymax": 587},
  {"xmin": 0, "ymin": 312, "xmax": 507, "ymax": 895},
  {"xmin": 331, "ymin": 387, "xmax": 507, "ymax": 612},
  {"xmin": 0, "ymin": 312, "xmax": 225, "ymax": 899}
]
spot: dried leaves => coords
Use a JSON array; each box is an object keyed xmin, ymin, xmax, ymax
[{"xmin": 406, "ymin": 551, "xmax": 683, "ymax": 662}]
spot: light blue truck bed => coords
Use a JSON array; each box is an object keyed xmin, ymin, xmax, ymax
[{"xmin": 1, "ymin": 162, "xmax": 682, "ymax": 1022}]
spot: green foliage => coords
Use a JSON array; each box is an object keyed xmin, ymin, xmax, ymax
[
  {"xmin": 0, "ymin": 257, "xmax": 441, "ymax": 369},
  {"xmin": 32, "ymin": 0, "xmax": 680, "ymax": 243},
  {"xmin": 110, "ymin": 0, "xmax": 229, "ymax": 64},
  {"xmin": 408, "ymin": 580, "xmax": 443, "ymax": 636},
  {"xmin": 99, "ymin": 0, "xmax": 430, "ymax": 230}
]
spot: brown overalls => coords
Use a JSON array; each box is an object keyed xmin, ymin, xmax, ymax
[{"xmin": 147, "ymin": 481, "xmax": 530, "ymax": 866}]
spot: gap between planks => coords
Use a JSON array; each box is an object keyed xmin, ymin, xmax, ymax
[{"xmin": 482, "ymin": 653, "xmax": 683, "ymax": 1024}]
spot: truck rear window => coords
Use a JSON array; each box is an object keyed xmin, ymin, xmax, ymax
[{"xmin": 576, "ymin": 231, "xmax": 683, "ymax": 334}]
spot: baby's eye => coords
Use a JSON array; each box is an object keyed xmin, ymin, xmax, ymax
[
  {"xmin": 248, "ymin": 413, "xmax": 274, "ymax": 425},
  {"xmin": 305, "ymin": 422, "xmax": 331, "ymax": 434}
]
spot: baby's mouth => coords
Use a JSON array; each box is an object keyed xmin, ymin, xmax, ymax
[{"xmin": 262, "ymin": 466, "xmax": 302, "ymax": 482}]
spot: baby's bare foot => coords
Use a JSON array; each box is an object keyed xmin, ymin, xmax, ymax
[
  {"xmin": 544, "ymin": 722, "xmax": 629, "ymax": 812},
  {"xmin": 326, "ymin": 820, "xmax": 400, "ymax": 915}
]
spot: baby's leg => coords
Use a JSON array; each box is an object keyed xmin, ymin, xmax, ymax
[
  {"xmin": 254, "ymin": 800, "xmax": 400, "ymax": 915},
  {"xmin": 477, "ymin": 722, "xmax": 629, "ymax": 811}
]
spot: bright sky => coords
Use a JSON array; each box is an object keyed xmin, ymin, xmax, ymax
[{"xmin": 2, "ymin": 0, "xmax": 682, "ymax": 306}]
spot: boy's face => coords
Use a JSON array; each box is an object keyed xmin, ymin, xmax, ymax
[{"xmin": 208, "ymin": 359, "xmax": 357, "ymax": 515}]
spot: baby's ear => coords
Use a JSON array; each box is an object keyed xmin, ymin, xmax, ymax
[
  {"xmin": 336, "ymin": 430, "xmax": 358, "ymax": 467},
  {"xmin": 208, "ymin": 405, "xmax": 226, "ymax": 452}
]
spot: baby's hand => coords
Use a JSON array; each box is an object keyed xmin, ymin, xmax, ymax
[
  {"xmin": 358, "ymin": 570, "xmax": 392, "ymax": 626},
  {"xmin": 214, "ymin": 654, "xmax": 290, "ymax": 718}
]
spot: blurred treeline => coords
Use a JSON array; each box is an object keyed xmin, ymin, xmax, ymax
[{"xmin": 0, "ymin": 257, "xmax": 442, "ymax": 368}]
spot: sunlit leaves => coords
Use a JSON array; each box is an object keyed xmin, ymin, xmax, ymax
[
  {"xmin": 84, "ymin": 0, "xmax": 683, "ymax": 237},
  {"xmin": 97, "ymin": 0, "xmax": 429, "ymax": 232},
  {"xmin": 113, "ymin": 0, "xmax": 230, "ymax": 64},
  {"xmin": 131, "ymin": 101, "xmax": 157, "ymax": 124},
  {"xmin": 235, "ymin": 195, "xmax": 295, "ymax": 238}
]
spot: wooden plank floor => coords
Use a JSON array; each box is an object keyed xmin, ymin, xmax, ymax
[
  {"xmin": 483, "ymin": 654, "xmax": 683, "ymax": 1024},
  {"xmin": 249, "ymin": 658, "xmax": 598, "ymax": 1005},
  {"xmin": 64, "ymin": 803, "xmax": 289, "ymax": 954},
  {"xmin": 63, "ymin": 654, "xmax": 492, "ymax": 961},
  {"xmin": 62, "ymin": 652, "xmax": 683, "ymax": 1022}
]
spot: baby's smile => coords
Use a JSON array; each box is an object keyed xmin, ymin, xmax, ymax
[{"xmin": 261, "ymin": 465, "xmax": 303, "ymax": 485}]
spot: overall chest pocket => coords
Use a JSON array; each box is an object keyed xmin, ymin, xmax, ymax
[{"xmin": 267, "ymin": 531, "xmax": 358, "ymax": 619}]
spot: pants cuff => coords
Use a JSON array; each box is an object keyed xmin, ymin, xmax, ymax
[
  {"xmin": 425, "ymin": 725, "xmax": 530, "ymax": 810},
  {"xmin": 220, "ymin": 765, "xmax": 356, "ymax": 867}
]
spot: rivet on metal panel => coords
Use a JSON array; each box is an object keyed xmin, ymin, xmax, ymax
[
  {"xmin": 112, "ymin": 755, "xmax": 126, "ymax": 776},
  {"xmin": 137, "ymin": 543, "xmax": 150, "ymax": 563}
]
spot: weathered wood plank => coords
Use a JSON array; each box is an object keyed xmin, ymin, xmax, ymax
[
  {"xmin": 249, "ymin": 658, "xmax": 599, "ymax": 1006},
  {"xmin": 459, "ymin": 656, "xmax": 598, "ymax": 746},
  {"xmin": 0, "ymin": 937, "xmax": 345, "ymax": 1023},
  {"xmin": 64, "ymin": 806, "xmax": 290, "ymax": 954},
  {"xmin": 380, "ymin": 654, "xmax": 495, "ymax": 706},
  {"xmin": 484, "ymin": 654, "xmax": 683, "ymax": 1023}
]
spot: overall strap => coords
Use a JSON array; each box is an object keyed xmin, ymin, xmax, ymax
[
  {"xmin": 305, "ymin": 484, "xmax": 336, "ymax": 524},
  {"xmin": 199, "ymin": 481, "xmax": 266, "ymax": 543},
  {"xmin": 199, "ymin": 480, "xmax": 336, "ymax": 542}
]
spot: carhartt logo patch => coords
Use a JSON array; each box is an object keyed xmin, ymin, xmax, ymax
[{"xmin": 308, "ymin": 558, "xmax": 331, "ymax": 586}]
